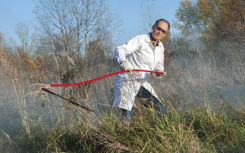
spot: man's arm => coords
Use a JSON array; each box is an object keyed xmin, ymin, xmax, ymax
[
  {"xmin": 114, "ymin": 36, "xmax": 141, "ymax": 64},
  {"xmin": 155, "ymin": 46, "xmax": 166, "ymax": 77},
  {"xmin": 155, "ymin": 46, "xmax": 165, "ymax": 71}
]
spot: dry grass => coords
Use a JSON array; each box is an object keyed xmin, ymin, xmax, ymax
[{"xmin": 0, "ymin": 34, "xmax": 245, "ymax": 152}]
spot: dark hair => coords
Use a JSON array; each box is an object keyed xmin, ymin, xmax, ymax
[{"xmin": 155, "ymin": 19, "xmax": 170, "ymax": 31}]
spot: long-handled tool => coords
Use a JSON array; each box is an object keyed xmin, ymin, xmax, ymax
[
  {"xmin": 49, "ymin": 69, "xmax": 165, "ymax": 87},
  {"xmin": 42, "ymin": 88, "xmax": 94, "ymax": 112},
  {"xmin": 42, "ymin": 70, "xmax": 166, "ymax": 112}
]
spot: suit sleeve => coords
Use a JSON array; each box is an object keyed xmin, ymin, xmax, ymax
[
  {"xmin": 155, "ymin": 46, "xmax": 165, "ymax": 71},
  {"xmin": 114, "ymin": 36, "xmax": 141, "ymax": 64}
]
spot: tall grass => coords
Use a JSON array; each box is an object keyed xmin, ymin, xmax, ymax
[{"xmin": 1, "ymin": 104, "xmax": 245, "ymax": 153}]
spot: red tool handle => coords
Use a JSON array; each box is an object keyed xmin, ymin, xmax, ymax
[{"xmin": 50, "ymin": 69, "xmax": 164, "ymax": 87}]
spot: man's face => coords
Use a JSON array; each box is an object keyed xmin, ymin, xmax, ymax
[{"xmin": 151, "ymin": 21, "xmax": 169, "ymax": 41}]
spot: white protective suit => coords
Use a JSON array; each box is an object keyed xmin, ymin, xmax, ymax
[{"xmin": 113, "ymin": 33, "xmax": 164, "ymax": 111}]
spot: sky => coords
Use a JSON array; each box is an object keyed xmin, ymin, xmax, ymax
[{"xmin": 0, "ymin": 0, "xmax": 183, "ymax": 46}]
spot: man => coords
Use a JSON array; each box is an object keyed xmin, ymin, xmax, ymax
[{"xmin": 113, "ymin": 19, "xmax": 170, "ymax": 120}]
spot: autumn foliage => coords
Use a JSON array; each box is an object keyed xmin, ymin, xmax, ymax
[{"xmin": 175, "ymin": 0, "xmax": 245, "ymax": 48}]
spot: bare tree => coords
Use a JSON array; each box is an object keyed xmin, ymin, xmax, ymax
[
  {"xmin": 138, "ymin": 0, "xmax": 158, "ymax": 33},
  {"xmin": 32, "ymin": 0, "xmax": 122, "ymax": 124},
  {"xmin": 140, "ymin": 5, "xmax": 157, "ymax": 33},
  {"xmin": 34, "ymin": 0, "xmax": 73, "ymax": 55},
  {"xmin": 16, "ymin": 22, "xmax": 34, "ymax": 54},
  {"xmin": 33, "ymin": 0, "xmax": 120, "ymax": 65}
]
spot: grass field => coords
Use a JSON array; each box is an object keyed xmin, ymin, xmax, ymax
[{"xmin": 1, "ymin": 102, "xmax": 245, "ymax": 153}]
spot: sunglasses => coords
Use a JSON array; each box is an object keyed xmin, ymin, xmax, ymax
[{"xmin": 155, "ymin": 25, "xmax": 167, "ymax": 34}]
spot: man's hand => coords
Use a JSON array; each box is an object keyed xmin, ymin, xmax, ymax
[
  {"xmin": 120, "ymin": 61, "xmax": 132, "ymax": 72},
  {"xmin": 155, "ymin": 70, "xmax": 167, "ymax": 77}
]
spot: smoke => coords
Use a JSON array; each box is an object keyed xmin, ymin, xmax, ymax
[
  {"xmin": 1, "ymin": 32, "xmax": 245, "ymax": 142},
  {"xmin": 151, "ymin": 36, "xmax": 245, "ymax": 109}
]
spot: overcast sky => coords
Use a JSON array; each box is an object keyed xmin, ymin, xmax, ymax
[{"xmin": 0, "ymin": 0, "xmax": 183, "ymax": 45}]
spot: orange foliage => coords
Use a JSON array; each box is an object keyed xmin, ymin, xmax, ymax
[
  {"xmin": 18, "ymin": 48, "xmax": 37, "ymax": 70},
  {"xmin": 176, "ymin": 0, "xmax": 245, "ymax": 47}
]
